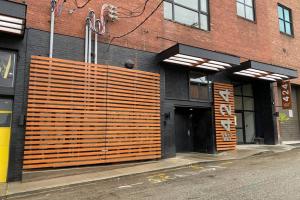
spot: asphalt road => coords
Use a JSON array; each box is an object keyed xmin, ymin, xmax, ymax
[{"xmin": 7, "ymin": 148, "xmax": 300, "ymax": 200}]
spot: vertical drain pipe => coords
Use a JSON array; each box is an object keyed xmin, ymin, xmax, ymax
[
  {"xmin": 94, "ymin": 21, "xmax": 99, "ymax": 64},
  {"xmin": 88, "ymin": 20, "xmax": 92, "ymax": 63},
  {"xmin": 84, "ymin": 19, "xmax": 89, "ymax": 63},
  {"xmin": 49, "ymin": 0, "xmax": 56, "ymax": 58}
]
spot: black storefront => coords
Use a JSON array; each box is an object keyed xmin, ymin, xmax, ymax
[
  {"xmin": 0, "ymin": 0, "xmax": 27, "ymax": 182},
  {"xmin": 0, "ymin": 0, "xmax": 298, "ymax": 182},
  {"xmin": 158, "ymin": 43, "xmax": 298, "ymax": 156}
]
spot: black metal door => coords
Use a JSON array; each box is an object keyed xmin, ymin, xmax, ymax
[{"xmin": 175, "ymin": 109, "xmax": 193, "ymax": 152}]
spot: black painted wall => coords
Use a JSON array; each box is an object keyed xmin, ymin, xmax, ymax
[
  {"xmin": 2, "ymin": 28, "xmax": 279, "ymax": 182},
  {"xmin": 3, "ymin": 28, "xmax": 163, "ymax": 181},
  {"xmin": 0, "ymin": 31, "xmax": 28, "ymax": 182},
  {"xmin": 162, "ymin": 64, "xmax": 214, "ymax": 157}
]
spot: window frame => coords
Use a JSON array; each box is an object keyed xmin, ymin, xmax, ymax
[
  {"xmin": 234, "ymin": 84, "xmax": 256, "ymax": 144},
  {"xmin": 163, "ymin": 0, "xmax": 210, "ymax": 31},
  {"xmin": 188, "ymin": 71, "xmax": 211, "ymax": 102},
  {"xmin": 277, "ymin": 3, "xmax": 294, "ymax": 37},
  {"xmin": 0, "ymin": 49, "xmax": 17, "ymax": 88},
  {"xmin": 236, "ymin": 0, "xmax": 256, "ymax": 22}
]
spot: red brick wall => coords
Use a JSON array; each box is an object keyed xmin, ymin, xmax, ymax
[{"xmin": 15, "ymin": 0, "xmax": 300, "ymax": 83}]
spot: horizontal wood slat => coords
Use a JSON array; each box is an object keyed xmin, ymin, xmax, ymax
[
  {"xmin": 24, "ymin": 56, "xmax": 161, "ymax": 170},
  {"xmin": 213, "ymin": 83, "xmax": 237, "ymax": 151}
]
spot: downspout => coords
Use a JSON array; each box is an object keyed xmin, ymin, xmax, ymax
[
  {"xmin": 85, "ymin": 19, "xmax": 89, "ymax": 63},
  {"xmin": 49, "ymin": 0, "xmax": 56, "ymax": 58},
  {"xmin": 88, "ymin": 20, "xmax": 92, "ymax": 63},
  {"xmin": 95, "ymin": 20, "xmax": 100, "ymax": 64}
]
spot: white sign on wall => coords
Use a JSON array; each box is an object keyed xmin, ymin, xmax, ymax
[{"xmin": 219, "ymin": 89, "xmax": 233, "ymax": 142}]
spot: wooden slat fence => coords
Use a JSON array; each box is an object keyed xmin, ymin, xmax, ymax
[{"xmin": 23, "ymin": 56, "xmax": 161, "ymax": 170}]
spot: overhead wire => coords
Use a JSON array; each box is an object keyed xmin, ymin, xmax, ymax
[
  {"xmin": 118, "ymin": 0, "xmax": 151, "ymax": 18},
  {"xmin": 73, "ymin": 0, "xmax": 93, "ymax": 9},
  {"xmin": 107, "ymin": 0, "xmax": 164, "ymax": 50}
]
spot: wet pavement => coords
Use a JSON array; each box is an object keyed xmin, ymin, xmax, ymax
[{"xmin": 5, "ymin": 148, "xmax": 300, "ymax": 200}]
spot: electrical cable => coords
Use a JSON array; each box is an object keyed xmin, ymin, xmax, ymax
[
  {"xmin": 55, "ymin": 0, "xmax": 66, "ymax": 16},
  {"xmin": 107, "ymin": 0, "xmax": 163, "ymax": 50},
  {"xmin": 73, "ymin": 0, "xmax": 93, "ymax": 9},
  {"xmin": 118, "ymin": 0, "xmax": 151, "ymax": 18},
  {"xmin": 86, "ymin": 4, "xmax": 110, "ymax": 36}
]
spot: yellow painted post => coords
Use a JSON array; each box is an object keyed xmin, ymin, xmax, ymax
[{"xmin": 0, "ymin": 111, "xmax": 12, "ymax": 183}]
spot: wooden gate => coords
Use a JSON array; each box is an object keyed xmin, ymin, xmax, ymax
[{"xmin": 23, "ymin": 56, "xmax": 161, "ymax": 170}]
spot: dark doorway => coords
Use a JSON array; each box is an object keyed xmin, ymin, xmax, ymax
[
  {"xmin": 175, "ymin": 107, "xmax": 213, "ymax": 153},
  {"xmin": 234, "ymin": 84, "xmax": 256, "ymax": 144}
]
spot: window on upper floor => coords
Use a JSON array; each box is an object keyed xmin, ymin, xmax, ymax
[
  {"xmin": 278, "ymin": 4, "xmax": 293, "ymax": 36},
  {"xmin": 236, "ymin": 0, "xmax": 255, "ymax": 21},
  {"xmin": 163, "ymin": 0, "xmax": 210, "ymax": 31}
]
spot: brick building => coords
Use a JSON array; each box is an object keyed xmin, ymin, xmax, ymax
[{"xmin": 0, "ymin": 0, "xmax": 299, "ymax": 182}]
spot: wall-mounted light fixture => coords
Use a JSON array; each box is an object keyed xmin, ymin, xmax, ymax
[
  {"xmin": 124, "ymin": 59, "xmax": 135, "ymax": 69},
  {"xmin": 164, "ymin": 112, "xmax": 171, "ymax": 120}
]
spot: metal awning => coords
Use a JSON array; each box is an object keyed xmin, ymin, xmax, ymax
[
  {"xmin": 231, "ymin": 60, "xmax": 298, "ymax": 81},
  {"xmin": 157, "ymin": 44, "xmax": 240, "ymax": 72},
  {"xmin": 0, "ymin": 0, "xmax": 26, "ymax": 36}
]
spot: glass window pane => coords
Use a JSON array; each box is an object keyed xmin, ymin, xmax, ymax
[
  {"xmin": 236, "ymin": 113, "xmax": 243, "ymax": 128},
  {"xmin": 237, "ymin": 129, "xmax": 244, "ymax": 144},
  {"xmin": 174, "ymin": 5, "xmax": 199, "ymax": 28},
  {"xmin": 0, "ymin": 99, "xmax": 12, "ymax": 111},
  {"xmin": 235, "ymin": 96, "xmax": 243, "ymax": 110},
  {"xmin": 237, "ymin": 2, "xmax": 245, "ymax": 18},
  {"xmin": 278, "ymin": 6, "xmax": 284, "ymax": 19},
  {"xmin": 237, "ymin": 0, "xmax": 245, "ymax": 3},
  {"xmin": 243, "ymin": 97, "xmax": 254, "ymax": 111},
  {"xmin": 234, "ymin": 86, "xmax": 242, "ymax": 96},
  {"xmin": 174, "ymin": 0, "xmax": 198, "ymax": 10},
  {"xmin": 164, "ymin": 2, "xmax": 173, "ymax": 20},
  {"xmin": 243, "ymin": 84, "xmax": 253, "ymax": 96},
  {"xmin": 245, "ymin": 0, "xmax": 253, "ymax": 7},
  {"xmin": 200, "ymin": 0, "xmax": 208, "ymax": 13},
  {"xmin": 279, "ymin": 19, "xmax": 285, "ymax": 32},
  {"xmin": 190, "ymin": 83, "xmax": 209, "ymax": 100},
  {"xmin": 190, "ymin": 72, "xmax": 209, "ymax": 100},
  {"xmin": 200, "ymin": 14, "xmax": 208, "ymax": 30},
  {"xmin": 0, "ymin": 113, "xmax": 11, "ymax": 127},
  {"xmin": 245, "ymin": 6, "xmax": 254, "ymax": 21},
  {"xmin": 284, "ymin": 9, "xmax": 290, "ymax": 22},
  {"xmin": 285, "ymin": 22, "xmax": 292, "ymax": 35},
  {"xmin": 0, "ymin": 50, "xmax": 16, "ymax": 87},
  {"xmin": 190, "ymin": 74, "xmax": 208, "ymax": 84},
  {"xmin": 245, "ymin": 112, "xmax": 256, "ymax": 143}
]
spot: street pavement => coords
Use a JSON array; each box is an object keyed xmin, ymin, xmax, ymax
[{"xmin": 5, "ymin": 148, "xmax": 300, "ymax": 200}]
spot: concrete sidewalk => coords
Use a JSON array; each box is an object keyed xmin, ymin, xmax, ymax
[{"xmin": 0, "ymin": 144, "xmax": 296, "ymax": 198}]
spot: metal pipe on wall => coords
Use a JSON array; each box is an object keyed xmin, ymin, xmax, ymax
[
  {"xmin": 84, "ymin": 20, "xmax": 89, "ymax": 63},
  {"xmin": 49, "ymin": 0, "xmax": 56, "ymax": 58},
  {"xmin": 95, "ymin": 20, "xmax": 100, "ymax": 64},
  {"xmin": 94, "ymin": 31, "xmax": 98, "ymax": 64},
  {"xmin": 88, "ymin": 21, "xmax": 92, "ymax": 63}
]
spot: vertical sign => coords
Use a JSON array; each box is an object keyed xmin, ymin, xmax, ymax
[
  {"xmin": 213, "ymin": 83, "xmax": 237, "ymax": 151},
  {"xmin": 281, "ymin": 81, "xmax": 292, "ymax": 109}
]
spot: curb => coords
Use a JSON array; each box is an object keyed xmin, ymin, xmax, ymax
[{"xmin": 1, "ymin": 148, "xmax": 290, "ymax": 199}]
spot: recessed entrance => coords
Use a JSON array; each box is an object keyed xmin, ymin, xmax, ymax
[
  {"xmin": 234, "ymin": 84, "xmax": 256, "ymax": 144},
  {"xmin": 175, "ymin": 107, "xmax": 213, "ymax": 153}
]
